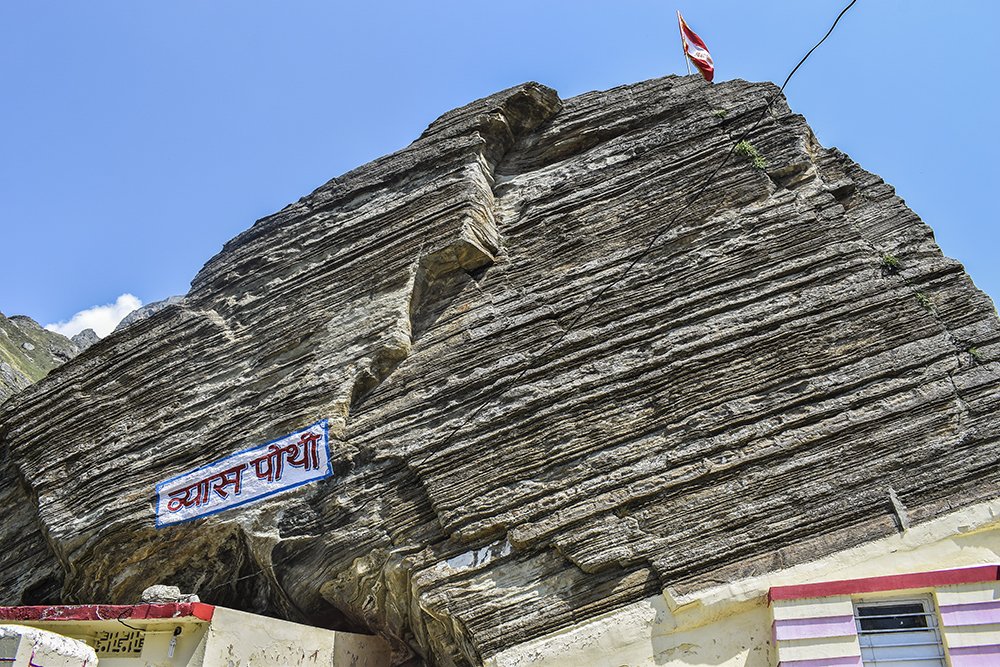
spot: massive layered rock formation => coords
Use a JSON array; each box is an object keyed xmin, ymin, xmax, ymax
[{"xmin": 1, "ymin": 75, "xmax": 997, "ymax": 666}]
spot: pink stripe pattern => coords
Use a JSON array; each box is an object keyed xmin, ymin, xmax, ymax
[
  {"xmin": 939, "ymin": 600, "xmax": 1000, "ymax": 627},
  {"xmin": 949, "ymin": 644, "xmax": 1000, "ymax": 667},
  {"xmin": 773, "ymin": 615, "xmax": 857, "ymax": 641}
]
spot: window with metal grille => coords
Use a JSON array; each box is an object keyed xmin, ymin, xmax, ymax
[{"xmin": 854, "ymin": 597, "xmax": 945, "ymax": 666}]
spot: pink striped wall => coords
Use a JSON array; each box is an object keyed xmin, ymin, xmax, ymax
[
  {"xmin": 772, "ymin": 602, "xmax": 861, "ymax": 666},
  {"xmin": 939, "ymin": 600, "xmax": 1000, "ymax": 627},
  {"xmin": 773, "ymin": 615, "xmax": 856, "ymax": 641},
  {"xmin": 770, "ymin": 566, "xmax": 1000, "ymax": 666},
  {"xmin": 948, "ymin": 644, "xmax": 1000, "ymax": 667}
]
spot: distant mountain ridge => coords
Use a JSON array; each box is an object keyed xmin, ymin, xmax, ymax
[
  {"xmin": 112, "ymin": 295, "xmax": 184, "ymax": 333},
  {"xmin": 0, "ymin": 313, "xmax": 86, "ymax": 404},
  {"xmin": 0, "ymin": 293, "xmax": 182, "ymax": 404}
]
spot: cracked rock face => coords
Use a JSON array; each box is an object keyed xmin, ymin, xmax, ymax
[{"xmin": 1, "ymin": 76, "xmax": 998, "ymax": 666}]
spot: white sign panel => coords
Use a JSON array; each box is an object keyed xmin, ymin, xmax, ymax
[{"xmin": 155, "ymin": 419, "xmax": 331, "ymax": 527}]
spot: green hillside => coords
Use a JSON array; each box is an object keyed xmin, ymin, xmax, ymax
[{"xmin": 0, "ymin": 314, "xmax": 80, "ymax": 404}]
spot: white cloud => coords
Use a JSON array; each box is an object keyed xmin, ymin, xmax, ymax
[{"xmin": 45, "ymin": 294, "xmax": 142, "ymax": 339}]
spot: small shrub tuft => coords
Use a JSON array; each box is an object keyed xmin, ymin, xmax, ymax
[
  {"xmin": 712, "ymin": 109, "xmax": 728, "ymax": 119},
  {"xmin": 881, "ymin": 253, "xmax": 902, "ymax": 275},
  {"xmin": 735, "ymin": 140, "xmax": 767, "ymax": 170},
  {"xmin": 915, "ymin": 292, "xmax": 933, "ymax": 312}
]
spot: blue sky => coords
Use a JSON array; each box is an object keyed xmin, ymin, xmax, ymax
[{"xmin": 2, "ymin": 1, "xmax": 997, "ymax": 333}]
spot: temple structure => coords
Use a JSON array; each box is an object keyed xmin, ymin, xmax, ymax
[{"xmin": 0, "ymin": 603, "xmax": 389, "ymax": 666}]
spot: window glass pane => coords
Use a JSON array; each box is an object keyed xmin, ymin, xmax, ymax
[{"xmin": 857, "ymin": 603, "xmax": 928, "ymax": 631}]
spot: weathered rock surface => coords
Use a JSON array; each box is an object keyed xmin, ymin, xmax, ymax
[
  {"xmin": 70, "ymin": 328, "xmax": 99, "ymax": 352},
  {"xmin": 140, "ymin": 584, "xmax": 199, "ymax": 604},
  {"xmin": 1, "ymin": 76, "xmax": 998, "ymax": 666},
  {"xmin": 0, "ymin": 314, "xmax": 81, "ymax": 404}
]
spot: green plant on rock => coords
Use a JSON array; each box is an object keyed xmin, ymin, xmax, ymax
[
  {"xmin": 712, "ymin": 108, "xmax": 728, "ymax": 119},
  {"xmin": 915, "ymin": 291, "xmax": 933, "ymax": 312},
  {"xmin": 881, "ymin": 253, "xmax": 902, "ymax": 275},
  {"xmin": 968, "ymin": 346, "xmax": 983, "ymax": 363},
  {"xmin": 735, "ymin": 140, "xmax": 767, "ymax": 170}
]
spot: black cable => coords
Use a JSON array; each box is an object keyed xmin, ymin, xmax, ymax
[
  {"xmin": 415, "ymin": 0, "xmax": 860, "ymax": 468},
  {"xmin": 116, "ymin": 605, "xmax": 143, "ymax": 632},
  {"xmin": 778, "ymin": 0, "xmax": 859, "ymax": 94}
]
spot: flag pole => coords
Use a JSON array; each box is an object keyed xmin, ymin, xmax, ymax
[{"xmin": 677, "ymin": 10, "xmax": 692, "ymax": 75}]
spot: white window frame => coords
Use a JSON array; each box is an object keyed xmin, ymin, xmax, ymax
[{"xmin": 853, "ymin": 595, "xmax": 946, "ymax": 666}]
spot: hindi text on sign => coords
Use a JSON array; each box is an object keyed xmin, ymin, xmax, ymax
[{"xmin": 155, "ymin": 419, "xmax": 331, "ymax": 527}]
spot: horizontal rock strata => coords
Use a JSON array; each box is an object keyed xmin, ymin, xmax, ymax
[{"xmin": 1, "ymin": 76, "xmax": 998, "ymax": 666}]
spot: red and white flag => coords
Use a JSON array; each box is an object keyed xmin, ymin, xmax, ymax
[{"xmin": 677, "ymin": 11, "xmax": 714, "ymax": 82}]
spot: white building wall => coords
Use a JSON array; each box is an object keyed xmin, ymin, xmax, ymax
[
  {"xmin": 200, "ymin": 606, "xmax": 390, "ymax": 667},
  {"xmin": 0, "ymin": 607, "xmax": 389, "ymax": 667}
]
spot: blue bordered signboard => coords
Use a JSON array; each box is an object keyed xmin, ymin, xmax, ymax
[{"xmin": 155, "ymin": 419, "xmax": 331, "ymax": 527}]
